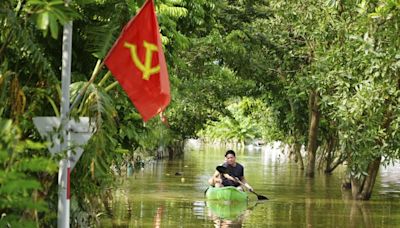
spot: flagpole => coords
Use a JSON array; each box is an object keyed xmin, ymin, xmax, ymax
[{"xmin": 59, "ymin": 0, "xmax": 72, "ymax": 226}]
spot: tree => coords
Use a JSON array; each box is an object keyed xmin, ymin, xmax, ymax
[
  {"xmin": 198, "ymin": 97, "xmax": 282, "ymax": 146},
  {"xmin": 317, "ymin": 0, "xmax": 400, "ymax": 199}
]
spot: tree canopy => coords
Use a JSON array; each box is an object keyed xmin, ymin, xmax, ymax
[{"xmin": 1, "ymin": 0, "xmax": 399, "ymax": 225}]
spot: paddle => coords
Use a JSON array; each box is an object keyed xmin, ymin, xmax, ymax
[{"xmin": 216, "ymin": 166, "xmax": 269, "ymax": 200}]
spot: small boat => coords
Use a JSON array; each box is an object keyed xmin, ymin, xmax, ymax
[
  {"xmin": 207, "ymin": 200, "xmax": 248, "ymax": 219},
  {"xmin": 205, "ymin": 186, "xmax": 248, "ymax": 202}
]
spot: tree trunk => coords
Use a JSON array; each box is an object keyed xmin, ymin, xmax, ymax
[
  {"xmin": 306, "ymin": 90, "xmax": 320, "ymax": 177},
  {"xmin": 349, "ymin": 97, "xmax": 394, "ymax": 200},
  {"xmin": 317, "ymin": 144, "xmax": 327, "ymax": 170},
  {"xmin": 325, "ymin": 153, "xmax": 346, "ymax": 174},
  {"xmin": 360, "ymin": 157, "xmax": 381, "ymax": 200},
  {"xmin": 351, "ymin": 157, "xmax": 381, "ymax": 200},
  {"xmin": 294, "ymin": 142, "xmax": 304, "ymax": 170},
  {"xmin": 324, "ymin": 134, "xmax": 338, "ymax": 173}
]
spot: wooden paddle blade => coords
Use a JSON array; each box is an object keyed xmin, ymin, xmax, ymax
[{"xmin": 216, "ymin": 165, "xmax": 228, "ymax": 174}]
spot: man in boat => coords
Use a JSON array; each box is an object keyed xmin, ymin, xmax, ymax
[{"xmin": 208, "ymin": 150, "xmax": 254, "ymax": 192}]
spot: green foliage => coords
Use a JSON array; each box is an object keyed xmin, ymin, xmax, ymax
[
  {"xmin": 198, "ymin": 97, "xmax": 282, "ymax": 144},
  {"xmin": 189, "ymin": 0, "xmax": 398, "ymax": 185},
  {"xmin": 0, "ymin": 1, "xmax": 60, "ymax": 82},
  {"xmin": 1, "ymin": 0, "xmax": 398, "ymax": 223},
  {"xmin": 312, "ymin": 0, "xmax": 400, "ymax": 175},
  {"xmin": 28, "ymin": 0, "xmax": 80, "ymax": 38},
  {"xmin": 69, "ymin": 80, "xmax": 118, "ymax": 215},
  {"xmin": 0, "ymin": 118, "xmax": 57, "ymax": 227},
  {"xmin": 72, "ymin": 0, "xmax": 134, "ymax": 60},
  {"xmin": 168, "ymin": 60, "xmax": 257, "ymax": 138}
]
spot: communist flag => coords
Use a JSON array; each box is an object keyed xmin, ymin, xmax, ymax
[{"xmin": 105, "ymin": 0, "xmax": 170, "ymax": 122}]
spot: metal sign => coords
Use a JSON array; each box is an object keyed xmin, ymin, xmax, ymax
[{"xmin": 33, "ymin": 116, "xmax": 94, "ymax": 170}]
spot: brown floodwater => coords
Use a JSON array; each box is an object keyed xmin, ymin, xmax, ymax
[{"xmin": 100, "ymin": 143, "xmax": 400, "ymax": 227}]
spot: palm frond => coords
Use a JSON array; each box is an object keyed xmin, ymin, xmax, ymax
[
  {"xmin": 1, "ymin": 2, "xmax": 57, "ymax": 80},
  {"xmin": 69, "ymin": 81, "xmax": 118, "ymax": 188},
  {"xmin": 75, "ymin": 0, "xmax": 134, "ymax": 58},
  {"xmin": 84, "ymin": 24, "xmax": 118, "ymax": 58},
  {"xmin": 70, "ymin": 81, "xmax": 116, "ymax": 131}
]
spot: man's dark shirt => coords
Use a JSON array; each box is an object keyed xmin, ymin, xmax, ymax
[{"xmin": 221, "ymin": 162, "xmax": 244, "ymax": 187}]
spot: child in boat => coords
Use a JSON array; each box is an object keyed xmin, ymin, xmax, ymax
[{"xmin": 209, "ymin": 170, "xmax": 236, "ymax": 188}]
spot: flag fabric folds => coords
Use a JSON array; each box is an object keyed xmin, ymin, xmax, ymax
[{"xmin": 105, "ymin": 0, "xmax": 170, "ymax": 122}]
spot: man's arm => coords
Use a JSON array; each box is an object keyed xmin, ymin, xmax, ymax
[
  {"xmin": 222, "ymin": 173, "xmax": 236, "ymax": 181},
  {"xmin": 240, "ymin": 176, "xmax": 254, "ymax": 192}
]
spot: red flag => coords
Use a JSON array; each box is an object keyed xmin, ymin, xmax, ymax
[{"xmin": 105, "ymin": 0, "xmax": 170, "ymax": 122}]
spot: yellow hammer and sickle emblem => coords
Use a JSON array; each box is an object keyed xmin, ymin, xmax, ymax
[{"xmin": 124, "ymin": 41, "xmax": 160, "ymax": 80}]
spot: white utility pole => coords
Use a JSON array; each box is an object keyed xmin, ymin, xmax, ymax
[
  {"xmin": 33, "ymin": 2, "xmax": 94, "ymax": 227},
  {"xmin": 59, "ymin": 0, "xmax": 72, "ymax": 226}
]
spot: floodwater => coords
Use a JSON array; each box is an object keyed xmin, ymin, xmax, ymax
[{"xmin": 100, "ymin": 142, "xmax": 400, "ymax": 227}]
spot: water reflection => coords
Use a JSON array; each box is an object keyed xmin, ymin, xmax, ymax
[
  {"xmin": 193, "ymin": 201, "xmax": 206, "ymax": 217},
  {"xmin": 349, "ymin": 201, "xmax": 373, "ymax": 228},
  {"xmin": 153, "ymin": 206, "xmax": 163, "ymax": 228},
  {"xmin": 100, "ymin": 144, "xmax": 400, "ymax": 227},
  {"xmin": 207, "ymin": 201, "xmax": 256, "ymax": 228},
  {"xmin": 211, "ymin": 217, "xmax": 244, "ymax": 228},
  {"xmin": 207, "ymin": 201, "xmax": 247, "ymax": 219}
]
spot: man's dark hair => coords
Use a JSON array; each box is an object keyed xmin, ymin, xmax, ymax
[{"xmin": 225, "ymin": 150, "xmax": 236, "ymax": 157}]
